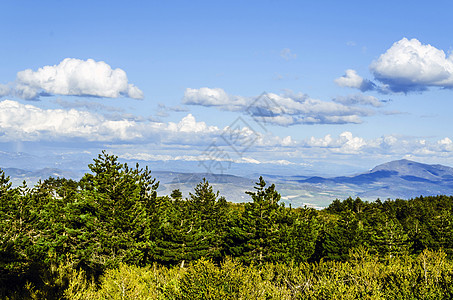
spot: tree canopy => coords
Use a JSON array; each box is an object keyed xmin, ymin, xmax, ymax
[{"xmin": 2, "ymin": 152, "xmax": 453, "ymax": 298}]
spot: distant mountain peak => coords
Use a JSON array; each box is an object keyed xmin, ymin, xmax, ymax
[{"xmin": 370, "ymin": 159, "xmax": 453, "ymax": 181}]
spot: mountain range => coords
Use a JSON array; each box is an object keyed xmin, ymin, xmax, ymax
[{"xmin": 2, "ymin": 159, "xmax": 453, "ymax": 208}]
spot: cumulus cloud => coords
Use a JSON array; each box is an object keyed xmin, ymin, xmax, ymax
[
  {"xmin": 183, "ymin": 87, "xmax": 247, "ymax": 111},
  {"xmin": 113, "ymin": 131, "xmax": 453, "ymax": 173},
  {"xmin": 334, "ymin": 69, "xmax": 376, "ymax": 91},
  {"xmin": 305, "ymin": 132, "xmax": 366, "ymax": 154},
  {"xmin": 370, "ymin": 38, "xmax": 453, "ymax": 92},
  {"xmin": 333, "ymin": 93, "xmax": 383, "ymax": 107},
  {"xmin": 0, "ymin": 84, "xmax": 10, "ymax": 97},
  {"xmin": 0, "ymin": 100, "xmax": 218, "ymax": 143},
  {"xmin": 0, "ymin": 99, "xmax": 302, "ymax": 155},
  {"xmin": 6, "ymin": 99, "xmax": 453, "ymax": 167},
  {"xmin": 14, "ymin": 58, "xmax": 143, "ymax": 100},
  {"xmin": 437, "ymin": 137, "xmax": 453, "ymax": 152},
  {"xmin": 0, "ymin": 100, "xmax": 139, "ymax": 141},
  {"xmin": 167, "ymin": 114, "xmax": 218, "ymax": 133},
  {"xmin": 299, "ymin": 131, "xmax": 453, "ymax": 159},
  {"xmin": 183, "ymin": 88, "xmax": 374, "ymax": 126}
]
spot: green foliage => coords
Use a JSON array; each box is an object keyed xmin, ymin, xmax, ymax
[
  {"xmin": 73, "ymin": 151, "xmax": 160, "ymax": 271},
  {"xmin": 170, "ymin": 188, "xmax": 182, "ymax": 200},
  {"xmin": 59, "ymin": 249, "xmax": 453, "ymax": 299},
  {"xmin": 4, "ymin": 152, "xmax": 453, "ymax": 297},
  {"xmin": 153, "ymin": 178, "xmax": 228, "ymax": 265},
  {"xmin": 240, "ymin": 176, "xmax": 291, "ymax": 264}
]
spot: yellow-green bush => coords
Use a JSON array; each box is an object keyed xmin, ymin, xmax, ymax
[{"xmin": 7, "ymin": 249, "xmax": 450, "ymax": 299}]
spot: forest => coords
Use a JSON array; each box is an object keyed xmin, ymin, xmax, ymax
[{"xmin": 2, "ymin": 151, "xmax": 453, "ymax": 299}]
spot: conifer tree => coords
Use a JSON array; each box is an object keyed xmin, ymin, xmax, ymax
[
  {"xmin": 154, "ymin": 179, "xmax": 227, "ymax": 264},
  {"xmin": 73, "ymin": 151, "xmax": 160, "ymax": 270},
  {"xmin": 322, "ymin": 210, "xmax": 365, "ymax": 261},
  {"xmin": 240, "ymin": 177, "xmax": 288, "ymax": 264}
]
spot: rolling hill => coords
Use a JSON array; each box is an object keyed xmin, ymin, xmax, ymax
[{"xmin": 2, "ymin": 159, "xmax": 453, "ymax": 208}]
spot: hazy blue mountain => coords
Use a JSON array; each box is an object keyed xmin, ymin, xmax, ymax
[
  {"xmin": 154, "ymin": 171, "xmax": 256, "ymax": 203},
  {"xmin": 1, "ymin": 167, "xmax": 81, "ymax": 187},
  {"xmin": 2, "ymin": 159, "xmax": 453, "ymax": 208},
  {"xmin": 371, "ymin": 159, "xmax": 453, "ymax": 181},
  {"xmin": 291, "ymin": 159, "xmax": 453, "ymax": 205},
  {"xmin": 154, "ymin": 159, "xmax": 453, "ymax": 208}
]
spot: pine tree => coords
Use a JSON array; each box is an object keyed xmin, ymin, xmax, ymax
[
  {"xmin": 240, "ymin": 177, "xmax": 288, "ymax": 264},
  {"xmin": 287, "ymin": 207, "xmax": 319, "ymax": 263},
  {"xmin": 73, "ymin": 151, "xmax": 160, "ymax": 270},
  {"xmin": 322, "ymin": 210, "xmax": 365, "ymax": 261},
  {"xmin": 154, "ymin": 179, "xmax": 228, "ymax": 265}
]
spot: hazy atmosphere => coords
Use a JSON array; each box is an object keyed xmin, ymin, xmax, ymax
[
  {"xmin": 2, "ymin": 1, "xmax": 453, "ymax": 178},
  {"xmin": 4, "ymin": 2, "xmax": 453, "ymax": 298}
]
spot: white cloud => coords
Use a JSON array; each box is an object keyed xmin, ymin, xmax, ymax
[
  {"xmin": 336, "ymin": 132, "xmax": 367, "ymax": 153},
  {"xmin": 183, "ymin": 88, "xmax": 374, "ymax": 125},
  {"xmin": 183, "ymin": 87, "xmax": 247, "ymax": 111},
  {"xmin": 0, "ymin": 100, "xmax": 138, "ymax": 141},
  {"xmin": 370, "ymin": 38, "xmax": 453, "ymax": 92},
  {"xmin": 0, "ymin": 100, "xmax": 218, "ymax": 143},
  {"xmin": 14, "ymin": 58, "xmax": 143, "ymax": 100},
  {"xmin": 6, "ymin": 98, "xmax": 453, "ymax": 168},
  {"xmin": 300, "ymin": 132, "xmax": 453, "ymax": 157},
  {"xmin": 296, "ymin": 132, "xmax": 453, "ymax": 162},
  {"xmin": 333, "ymin": 93, "xmax": 383, "ymax": 107},
  {"xmin": 167, "ymin": 114, "xmax": 218, "ymax": 133},
  {"xmin": 0, "ymin": 84, "xmax": 10, "ymax": 97},
  {"xmin": 281, "ymin": 136, "xmax": 293, "ymax": 146},
  {"xmin": 307, "ymin": 134, "xmax": 334, "ymax": 147},
  {"xmin": 437, "ymin": 137, "xmax": 453, "ymax": 152},
  {"xmin": 118, "ymin": 152, "xmax": 295, "ymax": 166},
  {"xmin": 305, "ymin": 131, "xmax": 365, "ymax": 153},
  {"xmin": 334, "ymin": 69, "xmax": 375, "ymax": 91},
  {"xmin": 334, "ymin": 69, "xmax": 363, "ymax": 89}
]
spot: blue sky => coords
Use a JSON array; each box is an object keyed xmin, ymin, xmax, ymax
[{"xmin": 1, "ymin": 0, "xmax": 453, "ymax": 176}]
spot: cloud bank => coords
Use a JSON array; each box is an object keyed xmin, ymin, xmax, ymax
[
  {"xmin": 0, "ymin": 100, "xmax": 215, "ymax": 142},
  {"xmin": 333, "ymin": 93, "xmax": 383, "ymax": 107},
  {"xmin": 183, "ymin": 88, "xmax": 374, "ymax": 126},
  {"xmin": 2, "ymin": 99, "xmax": 453, "ymax": 167},
  {"xmin": 12, "ymin": 58, "xmax": 143, "ymax": 100}
]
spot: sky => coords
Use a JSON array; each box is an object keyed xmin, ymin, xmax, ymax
[{"xmin": 1, "ymin": 0, "xmax": 453, "ymax": 176}]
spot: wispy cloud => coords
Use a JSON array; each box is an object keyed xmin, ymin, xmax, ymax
[
  {"xmin": 280, "ymin": 48, "xmax": 297, "ymax": 60},
  {"xmin": 54, "ymin": 98, "xmax": 124, "ymax": 112},
  {"xmin": 333, "ymin": 93, "xmax": 383, "ymax": 107},
  {"xmin": 183, "ymin": 88, "xmax": 377, "ymax": 126},
  {"xmin": 157, "ymin": 103, "xmax": 189, "ymax": 118}
]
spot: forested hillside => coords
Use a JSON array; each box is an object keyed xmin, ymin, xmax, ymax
[{"xmin": 2, "ymin": 152, "xmax": 453, "ymax": 299}]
